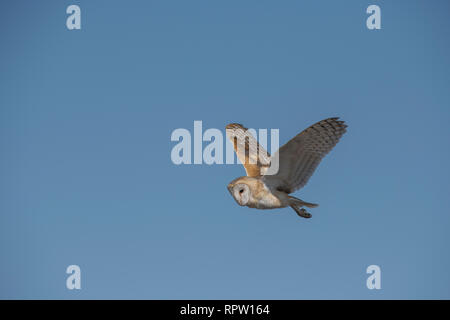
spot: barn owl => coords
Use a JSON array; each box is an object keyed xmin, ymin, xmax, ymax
[{"xmin": 226, "ymin": 117, "xmax": 347, "ymax": 218}]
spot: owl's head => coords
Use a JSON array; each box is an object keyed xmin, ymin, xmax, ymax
[{"xmin": 227, "ymin": 178, "xmax": 252, "ymax": 206}]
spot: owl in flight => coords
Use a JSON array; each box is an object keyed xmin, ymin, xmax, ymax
[{"xmin": 226, "ymin": 118, "xmax": 347, "ymax": 218}]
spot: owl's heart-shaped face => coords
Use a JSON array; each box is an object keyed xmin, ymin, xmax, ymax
[{"xmin": 227, "ymin": 183, "xmax": 251, "ymax": 206}]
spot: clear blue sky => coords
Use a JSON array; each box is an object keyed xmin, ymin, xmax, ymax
[{"xmin": 1, "ymin": 0, "xmax": 449, "ymax": 299}]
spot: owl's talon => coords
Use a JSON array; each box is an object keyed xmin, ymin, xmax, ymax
[{"xmin": 297, "ymin": 208, "xmax": 312, "ymax": 219}]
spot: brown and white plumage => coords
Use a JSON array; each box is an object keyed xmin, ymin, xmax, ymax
[
  {"xmin": 225, "ymin": 123, "xmax": 271, "ymax": 177},
  {"xmin": 226, "ymin": 118, "xmax": 347, "ymax": 218}
]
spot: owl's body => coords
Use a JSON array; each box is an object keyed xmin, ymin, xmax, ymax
[
  {"xmin": 228, "ymin": 176, "xmax": 286, "ymax": 209},
  {"xmin": 226, "ymin": 118, "xmax": 347, "ymax": 219}
]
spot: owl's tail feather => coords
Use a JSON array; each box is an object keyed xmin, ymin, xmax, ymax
[{"xmin": 288, "ymin": 196, "xmax": 318, "ymax": 208}]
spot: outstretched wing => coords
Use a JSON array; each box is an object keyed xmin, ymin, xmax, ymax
[
  {"xmin": 264, "ymin": 117, "xmax": 347, "ymax": 193},
  {"xmin": 226, "ymin": 123, "xmax": 271, "ymax": 177}
]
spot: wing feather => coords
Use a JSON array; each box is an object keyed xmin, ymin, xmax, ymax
[
  {"xmin": 226, "ymin": 123, "xmax": 271, "ymax": 177},
  {"xmin": 264, "ymin": 117, "xmax": 347, "ymax": 193}
]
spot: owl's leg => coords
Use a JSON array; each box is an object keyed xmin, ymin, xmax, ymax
[
  {"xmin": 288, "ymin": 196, "xmax": 316, "ymax": 218},
  {"xmin": 288, "ymin": 195, "xmax": 318, "ymax": 208},
  {"xmin": 290, "ymin": 205, "xmax": 312, "ymax": 219}
]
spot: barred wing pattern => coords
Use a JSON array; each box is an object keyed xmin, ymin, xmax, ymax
[
  {"xmin": 225, "ymin": 123, "xmax": 271, "ymax": 177},
  {"xmin": 265, "ymin": 117, "xmax": 347, "ymax": 193}
]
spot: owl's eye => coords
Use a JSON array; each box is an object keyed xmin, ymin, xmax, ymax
[{"xmin": 239, "ymin": 189, "xmax": 244, "ymax": 194}]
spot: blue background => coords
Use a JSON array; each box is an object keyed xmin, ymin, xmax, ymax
[{"xmin": 1, "ymin": 0, "xmax": 449, "ymax": 299}]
